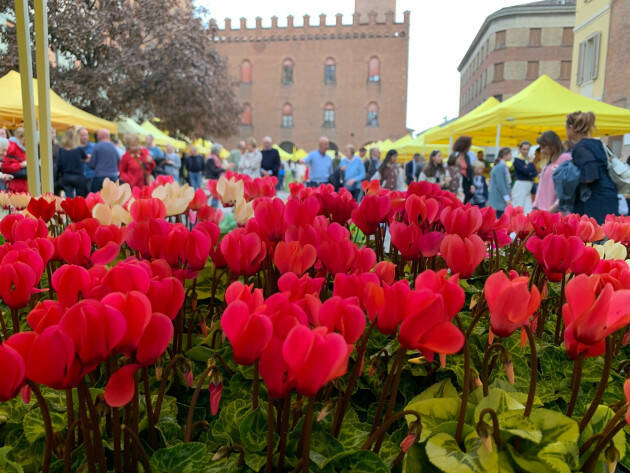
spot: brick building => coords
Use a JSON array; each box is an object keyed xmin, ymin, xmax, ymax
[
  {"xmin": 210, "ymin": 0, "xmax": 409, "ymax": 152},
  {"xmin": 604, "ymin": 0, "xmax": 630, "ymax": 157},
  {"xmin": 458, "ymin": 0, "xmax": 576, "ymax": 116}
]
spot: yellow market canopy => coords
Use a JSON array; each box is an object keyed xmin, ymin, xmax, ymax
[
  {"xmin": 397, "ymin": 128, "xmax": 484, "ymax": 158},
  {"xmin": 0, "ymin": 70, "xmax": 117, "ymax": 133},
  {"xmin": 140, "ymin": 120, "xmax": 187, "ymax": 150},
  {"xmin": 424, "ymin": 97, "xmax": 500, "ymax": 145},
  {"xmin": 193, "ymin": 138, "xmax": 212, "ymax": 155},
  {"xmin": 426, "ymin": 75, "xmax": 630, "ymax": 147},
  {"xmin": 117, "ymin": 117, "xmax": 149, "ymax": 137}
]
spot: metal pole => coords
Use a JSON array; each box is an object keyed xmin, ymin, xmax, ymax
[
  {"xmin": 495, "ymin": 123, "xmax": 502, "ymax": 157},
  {"xmin": 15, "ymin": 0, "xmax": 41, "ymax": 195},
  {"xmin": 34, "ymin": 0, "xmax": 53, "ymax": 194}
]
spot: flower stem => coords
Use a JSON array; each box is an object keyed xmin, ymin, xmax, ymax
[
  {"xmin": 579, "ymin": 337, "xmax": 613, "ymax": 431},
  {"xmin": 10, "ymin": 308, "xmax": 19, "ymax": 334},
  {"xmin": 361, "ymin": 410, "xmax": 421, "ymax": 451},
  {"xmin": 142, "ymin": 367, "xmax": 157, "ymax": 449},
  {"xmin": 112, "ymin": 407, "xmax": 122, "ymax": 473},
  {"xmin": 184, "ymin": 366, "xmax": 212, "ymax": 442},
  {"xmin": 300, "ymin": 397, "xmax": 315, "ymax": 473},
  {"xmin": 121, "ymin": 424, "xmax": 153, "ymax": 473},
  {"xmin": 478, "ymin": 408, "xmax": 501, "ymax": 447},
  {"xmin": 278, "ymin": 395, "xmax": 291, "ymax": 472},
  {"xmin": 524, "ymin": 325, "xmax": 537, "ymax": 417},
  {"xmin": 77, "ymin": 386, "xmax": 97, "ymax": 473},
  {"xmin": 455, "ymin": 340, "xmax": 471, "ymax": 444},
  {"xmin": 79, "ymin": 380, "xmax": 107, "ymax": 473},
  {"xmin": 151, "ymin": 354, "xmax": 184, "ymax": 425},
  {"xmin": 265, "ymin": 400, "xmax": 275, "ymax": 473},
  {"xmin": 481, "ymin": 343, "xmax": 506, "ymax": 397},
  {"xmin": 370, "ymin": 350, "xmax": 398, "ymax": 435},
  {"xmin": 63, "ymin": 420, "xmax": 80, "ymax": 473},
  {"xmin": 565, "ymin": 353, "xmax": 585, "ymax": 417},
  {"xmin": 331, "ymin": 323, "xmax": 374, "ymax": 437},
  {"xmin": 253, "ymin": 360, "xmax": 260, "ymax": 410},
  {"xmin": 29, "ymin": 382, "xmax": 52, "ymax": 473},
  {"xmin": 374, "ymin": 346, "xmax": 406, "ymax": 453},
  {"xmin": 554, "ymin": 273, "xmax": 566, "ymax": 345}
]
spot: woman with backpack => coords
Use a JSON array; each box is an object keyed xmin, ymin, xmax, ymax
[
  {"xmin": 565, "ymin": 111, "xmax": 618, "ymax": 223},
  {"xmin": 488, "ymin": 147, "xmax": 513, "ymax": 218},
  {"xmin": 533, "ymin": 131, "xmax": 572, "ymax": 212}
]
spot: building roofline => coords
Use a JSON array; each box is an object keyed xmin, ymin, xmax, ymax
[{"xmin": 457, "ymin": 2, "xmax": 575, "ymax": 71}]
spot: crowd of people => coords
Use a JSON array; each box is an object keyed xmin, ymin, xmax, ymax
[
  {"xmin": 295, "ymin": 111, "xmax": 623, "ymax": 224},
  {"xmin": 0, "ymin": 110, "xmax": 624, "ymax": 224}
]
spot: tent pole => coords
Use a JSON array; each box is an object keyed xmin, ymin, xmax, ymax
[
  {"xmin": 15, "ymin": 0, "xmax": 41, "ymax": 195},
  {"xmin": 495, "ymin": 124, "xmax": 501, "ymax": 157},
  {"xmin": 34, "ymin": 0, "xmax": 53, "ymax": 194},
  {"xmin": 449, "ymin": 135, "xmax": 453, "ymax": 152}
]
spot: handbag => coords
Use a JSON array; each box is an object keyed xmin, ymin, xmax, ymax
[{"xmin": 602, "ymin": 141, "xmax": 630, "ymax": 194}]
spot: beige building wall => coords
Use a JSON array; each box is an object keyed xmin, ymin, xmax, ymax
[{"xmin": 570, "ymin": 0, "xmax": 611, "ymax": 99}]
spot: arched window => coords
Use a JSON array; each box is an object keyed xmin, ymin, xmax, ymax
[
  {"xmin": 324, "ymin": 58, "xmax": 336, "ymax": 84},
  {"xmin": 240, "ymin": 60, "xmax": 252, "ymax": 83},
  {"xmin": 368, "ymin": 57, "xmax": 380, "ymax": 83},
  {"xmin": 367, "ymin": 102, "xmax": 379, "ymax": 127},
  {"xmin": 282, "ymin": 58, "xmax": 294, "ymax": 85},
  {"xmin": 241, "ymin": 103, "xmax": 252, "ymax": 126},
  {"xmin": 282, "ymin": 103, "xmax": 294, "ymax": 128},
  {"xmin": 323, "ymin": 103, "xmax": 335, "ymax": 128}
]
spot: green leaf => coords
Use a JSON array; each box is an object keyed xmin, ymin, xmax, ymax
[
  {"xmin": 244, "ymin": 451, "xmax": 266, "ymax": 472},
  {"xmin": 497, "ymin": 410, "xmax": 543, "ymax": 444},
  {"xmin": 425, "ymin": 432, "xmax": 496, "ymax": 473},
  {"xmin": 538, "ymin": 441, "xmax": 579, "ymax": 473},
  {"xmin": 185, "ymin": 345, "xmax": 214, "ymax": 363},
  {"xmin": 310, "ymin": 428, "xmax": 343, "ymax": 468},
  {"xmin": 329, "ymin": 450, "xmax": 389, "ymax": 472},
  {"xmin": 238, "ymin": 405, "xmax": 269, "ymax": 453},
  {"xmin": 528, "ymin": 408, "xmax": 579, "ymax": 444},
  {"xmin": 150, "ymin": 442, "xmax": 210, "ymax": 473},
  {"xmin": 0, "ymin": 446, "xmax": 24, "ymax": 473},
  {"xmin": 211, "ymin": 398, "xmax": 250, "ymax": 444},
  {"xmin": 407, "ymin": 379, "xmax": 459, "ymax": 405},
  {"xmin": 579, "ymin": 405, "xmax": 626, "ymax": 466},
  {"xmin": 156, "ymin": 420, "xmax": 184, "ymax": 446},
  {"xmin": 473, "ymin": 388, "xmax": 524, "ymax": 422},
  {"xmin": 403, "ymin": 397, "xmax": 460, "ymax": 442},
  {"xmin": 403, "ymin": 443, "xmax": 437, "ymax": 473},
  {"xmin": 22, "ymin": 408, "xmax": 66, "ymax": 443}
]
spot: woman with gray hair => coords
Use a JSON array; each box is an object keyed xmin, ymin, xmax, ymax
[{"xmin": 163, "ymin": 144, "xmax": 182, "ymax": 182}]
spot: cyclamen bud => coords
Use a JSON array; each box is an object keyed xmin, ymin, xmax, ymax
[
  {"xmin": 212, "ymin": 446, "xmax": 231, "ymax": 462},
  {"xmin": 501, "ymin": 352, "xmax": 514, "ymax": 384},
  {"xmin": 476, "ymin": 421, "xmax": 492, "ymax": 452},
  {"xmin": 184, "ymin": 369, "xmax": 193, "ymax": 388},
  {"xmin": 399, "ymin": 433, "xmax": 417, "ymax": 453},
  {"xmin": 605, "ymin": 444, "xmax": 620, "ymax": 473},
  {"xmin": 155, "ymin": 365, "xmax": 163, "ymax": 381}
]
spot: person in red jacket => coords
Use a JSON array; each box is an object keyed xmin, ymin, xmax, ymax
[
  {"xmin": 1, "ymin": 128, "xmax": 28, "ymax": 193},
  {"xmin": 118, "ymin": 134, "xmax": 155, "ymax": 188}
]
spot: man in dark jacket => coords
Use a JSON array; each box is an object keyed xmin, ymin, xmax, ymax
[
  {"xmin": 405, "ymin": 153, "xmax": 422, "ymax": 185},
  {"xmin": 261, "ymin": 136, "xmax": 281, "ymax": 177},
  {"xmin": 185, "ymin": 146, "xmax": 205, "ymax": 190}
]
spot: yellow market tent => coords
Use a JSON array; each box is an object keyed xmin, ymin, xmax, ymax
[
  {"xmin": 117, "ymin": 117, "xmax": 149, "ymax": 138},
  {"xmin": 273, "ymin": 145, "xmax": 293, "ymax": 161},
  {"xmin": 424, "ymin": 97, "xmax": 500, "ymax": 145},
  {"xmin": 193, "ymin": 138, "xmax": 212, "ymax": 155},
  {"xmin": 426, "ymin": 75, "xmax": 630, "ymax": 147},
  {"xmin": 396, "ymin": 128, "xmax": 484, "ymax": 159},
  {"xmin": 140, "ymin": 121, "xmax": 187, "ymax": 150},
  {"xmin": 0, "ymin": 70, "xmax": 117, "ymax": 133}
]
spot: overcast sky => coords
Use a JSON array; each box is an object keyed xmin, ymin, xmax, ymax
[{"xmin": 197, "ymin": 0, "xmax": 523, "ymax": 134}]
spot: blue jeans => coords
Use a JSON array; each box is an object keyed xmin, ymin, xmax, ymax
[{"xmin": 189, "ymin": 171, "xmax": 202, "ymax": 190}]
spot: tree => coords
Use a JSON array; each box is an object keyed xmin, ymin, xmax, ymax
[{"xmin": 0, "ymin": 0, "xmax": 240, "ymax": 138}]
